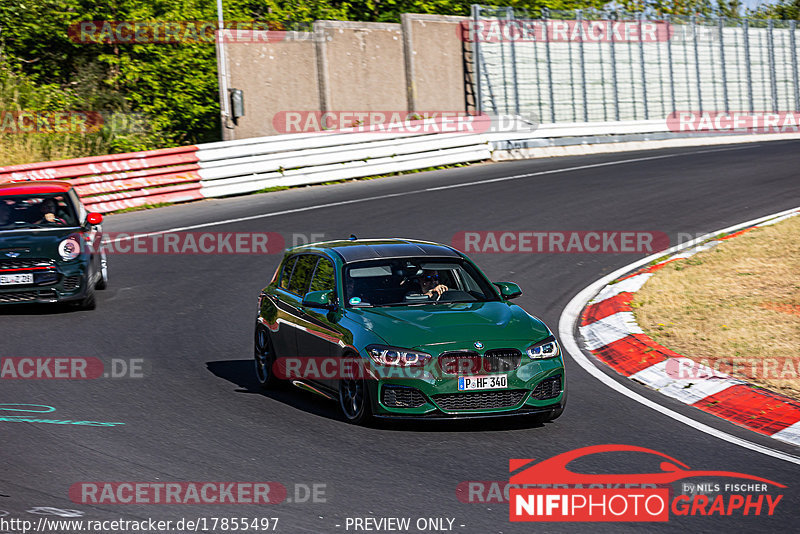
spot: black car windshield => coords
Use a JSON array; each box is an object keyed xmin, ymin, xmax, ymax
[
  {"xmin": 343, "ymin": 257, "xmax": 500, "ymax": 307},
  {"xmin": 0, "ymin": 194, "xmax": 79, "ymax": 230}
]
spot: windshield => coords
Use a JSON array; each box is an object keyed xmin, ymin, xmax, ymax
[
  {"xmin": 344, "ymin": 257, "xmax": 499, "ymax": 307},
  {"xmin": 0, "ymin": 194, "xmax": 79, "ymax": 230}
]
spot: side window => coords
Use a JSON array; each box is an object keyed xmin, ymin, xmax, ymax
[
  {"xmin": 288, "ymin": 255, "xmax": 318, "ymax": 295},
  {"xmin": 309, "ymin": 257, "xmax": 335, "ymax": 292},
  {"xmin": 279, "ymin": 256, "xmax": 297, "ymax": 290}
]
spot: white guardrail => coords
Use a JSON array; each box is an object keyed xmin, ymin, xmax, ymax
[
  {"xmin": 2, "ymin": 117, "xmax": 785, "ymax": 210},
  {"xmin": 194, "ymin": 117, "xmax": 693, "ymax": 198},
  {"xmin": 195, "ymin": 116, "xmax": 498, "ymax": 198}
]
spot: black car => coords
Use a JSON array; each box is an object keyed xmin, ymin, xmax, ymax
[{"xmin": 0, "ymin": 181, "xmax": 107, "ymax": 309}]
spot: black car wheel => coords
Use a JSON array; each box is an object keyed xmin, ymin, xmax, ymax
[
  {"xmin": 254, "ymin": 324, "xmax": 281, "ymax": 389},
  {"xmin": 78, "ymin": 283, "xmax": 96, "ymax": 310},
  {"xmin": 339, "ymin": 366, "xmax": 372, "ymax": 425}
]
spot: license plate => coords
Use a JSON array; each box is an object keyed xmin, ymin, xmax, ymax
[
  {"xmin": 458, "ymin": 374, "xmax": 507, "ymax": 391},
  {"xmin": 0, "ymin": 273, "xmax": 34, "ymax": 285}
]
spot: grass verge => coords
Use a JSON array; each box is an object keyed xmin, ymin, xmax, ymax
[{"xmin": 633, "ymin": 214, "xmax": 800, "ymax": 399}]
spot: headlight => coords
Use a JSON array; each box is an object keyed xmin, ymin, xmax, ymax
[
  {"xmin": 58, "ymin": 237, "xmax": 81, "ymax": 261},
  {"xmin": 526, "ymin": 336, "xmax": 560, "ymax": 359},
  {"xmin": 366, "ymin": 345, "xmax": 431, "ymax": 367}
]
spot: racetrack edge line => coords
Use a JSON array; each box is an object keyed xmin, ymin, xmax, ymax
[{"xmin": 558, "ymin": 205, "xmax": 800, "ymax": 466}]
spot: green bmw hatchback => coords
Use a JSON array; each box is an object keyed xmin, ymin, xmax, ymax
[{"xmin": 254, "ymin": 238, "xmax": 565, "ymax": 425}]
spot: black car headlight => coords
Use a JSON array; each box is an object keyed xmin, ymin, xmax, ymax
[
  {"xmin": 526, "ymin": 336, "xmax": 560, "ymax": 359},
  {"xmin": 366, "ymin": 345, "xmax": 432, "ymax": 367},
  {"xmin": 58, "ymin": 236, "xmax": 81, "ymax": 261}
]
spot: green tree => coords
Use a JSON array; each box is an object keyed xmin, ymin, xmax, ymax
[{"xmin": 757, "ymin": 0, "xmax": 800, "ymax": 19}]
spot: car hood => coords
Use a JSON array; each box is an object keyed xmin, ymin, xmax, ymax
[
  {"xmin": 0, "ymin": 227, "xmax": 80, "ymax": 258},
  {"xmin": 346, "ymin": 301, "xmax": 550, "ymax": 349}
]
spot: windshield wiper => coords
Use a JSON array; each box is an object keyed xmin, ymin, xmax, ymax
[{"xmin": 369, "ymin": 301, "xmax": 427, "ymax": 307}]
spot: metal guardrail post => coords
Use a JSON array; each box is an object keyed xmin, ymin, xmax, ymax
[
  {"xmin": 681, "ymin": 21, "xmax": 692, "ymax": 110},
  {"xmin": 609, "ymin": 14, "xmax": 620, "ymax": 121},
  {"xmin": 639, "ymin": 15, "xmax": 649, "ymax": 120},
  {"xmin": 598, "ymin": 36, "xmax": 608, "ymax": 121},
  {"xmin": 767, "ymin": 20, "xmax": 779, "ymax": 112},
  {"xmin": 780, "ymin": 24, "xmax": 792, "ymax": 109},
  {"xmin": 479, "ymin": 44, "xmax": 499, "ymax": 115},
  {"xmin": 759, "ymin": 23, "xmax": 769, "ymax": 111},
  {"xmin": 628, "ymin": 28, "xmax": 637, "ymax": 119},
  {"xmin": 744, "ymin": 19, "xmax": 754, "ymax": 112},
  {"xmin": 707, "ymin": 20, "xmax": 719, "ymax": 110},
  {"xmin": 543, "ymin": 9, "xmax": 556, "ymax": 122},
  {"xmin": 507, "ymin": 6, "xmax": 521, "ymax": 116},
  {"xmin": 666, "ymin": 15, "xmax": 676, "ymax": 115},
  {"xmin": 577, "ymin": 10, "xmax": 589, "ymax": 122},
  {"xmin": 498, "ymin": 21, "xmax": 510, "ymax": 114},
  {"xmin": 735, "ymin": 20, "xmax": 745, "ymax": 110},
  {"xmin": 692, "ymin": 16, "xmax": 703, "ymax": 113},
  {"xmin": 655, "ymin": 17, "xmax": 666, "ymax": 117},
  {"xmin": 535, "ymin": 37, "xmax": 544, "ymax": 121},
  {"xmin": 568, "ymin": 17, "xmax": 577, "ymax": 121},
  {"xmin": 471, "ymin": 4, "xmax": 483, "ymax": 114},
  {"xmin": 792, "ymin": 21, "xmax": 800, "ymax": 112},
  {"xmin": 719, "ymin": 17, "xmax": 729, "ymax": 112}
]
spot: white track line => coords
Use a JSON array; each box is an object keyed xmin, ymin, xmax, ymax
[
  {"xmin": 559, "ymin": 206, "xmax": 800, "ymax": 466},
  {"xmin": 109, "ymin": 145, "xmax": 749, "ymax": 242}
]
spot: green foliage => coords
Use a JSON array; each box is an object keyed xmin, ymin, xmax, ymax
[
  {"xmin": 0, "ymin": 61, "xmax": 163, "ymax": 163},
  {"xmin": 613, "ymin": 0, "xmax": 724, "ymax": 17},
  {"xmin": 0, "ymin": 0, "xmax": 222, "ymax": 150},
  {"xmin": 0, "ymin": 0, "xmax": 613, "ymax": 160},
  {"xmin": 751, "ymin": 0, "xmax": 800, "ymax": 19},
  {"xmin": 0, "ymin": 0, "xmax": 796, "ymax": 166}
]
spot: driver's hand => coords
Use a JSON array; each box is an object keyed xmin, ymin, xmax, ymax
[
  {"xmin": 425, "ymin": 284, "xmax": 448, "ymax": 297},
  {"xmin": 44, "ymin": 213, "xmax": 56, "ymax": 223}
]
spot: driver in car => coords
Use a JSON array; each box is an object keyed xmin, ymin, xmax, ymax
[
  {"xmin": 418, "ymin": 271, "xmax": 448, "ymax": 299},
  {"xmin": 36, "ymin": 198, "xmax": 66, "ymax": 225}
]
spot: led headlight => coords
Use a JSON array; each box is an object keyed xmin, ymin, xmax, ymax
[
  {"xmin": 526, "ymin": 336, "xmax": 560, "ymax": 359},
  {"xmin": 366, "ymin": 345, "xmax": 432, "ymax": 367},
  {"xmin": 58, "ymin": 236, "xmax": 81, "ymax": 261}
]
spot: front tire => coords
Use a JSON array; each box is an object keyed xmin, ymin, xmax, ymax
[
  {"xmin": 338, "ymin": 367, "xmax": 372, "ymax": 425},
  {"xmin": 78, "ymin": 284, "xmax": 96, "ymax": 310},
  {"xmin": 254, "ymin": 324, "xmax": 282, "ymax": 389}
]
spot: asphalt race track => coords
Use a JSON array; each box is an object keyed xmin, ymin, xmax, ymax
[{"xmin": 2, "ymin": 140, "xmax": 800, "ymax": 533}]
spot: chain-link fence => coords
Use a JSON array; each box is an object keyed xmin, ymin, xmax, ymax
[{"xmin": 469, "ymin": 5, "xmax": 800, "ymax": 123}]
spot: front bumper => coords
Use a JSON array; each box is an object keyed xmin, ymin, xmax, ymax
[
  {"xmin": 373, "ymin": 399, "xmax": 565, "ymax": 420},
  {"xmin": 0, "ymin": 261, "xmax": 89, "ymax": 305},
  {"xmin": 368, "ymin": 354, "xmax": 566, "ymax": 418}
]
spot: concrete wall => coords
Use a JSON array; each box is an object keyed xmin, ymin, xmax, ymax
[
  {"xmin": 218, "ymin": 16, "xmax": 470, "ymax": 139},
  {"xmin": 402, "ymin": 14, "xmax": 467, "ymax": 113},
  {"xmin": 221, "ymin": 32, "xmax": 319, "ymax": 140},
  {"xmin": 314, "ymin": 21, "xmax": 407, "ymax": 112}
]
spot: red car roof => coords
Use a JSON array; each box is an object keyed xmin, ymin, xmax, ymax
[{"xmin": 0, "ymin": 180, "xmax": 73, "ymax": 196}]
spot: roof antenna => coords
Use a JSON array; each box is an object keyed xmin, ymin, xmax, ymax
[{"xmin": 349, "ymin": 234, "xmax": 357, "ymax": 241}]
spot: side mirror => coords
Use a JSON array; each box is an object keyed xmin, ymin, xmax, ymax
[
  {"xmin": 86, "ymin": 212, "xmax": 103, "ymax": 226},
  {"xmin": 302, "ymin": 289, "xmax": 336, "ymax": 310},
  {"xmin": 494, "ymin": 281, "xmax": 522, "ymax": 300}
]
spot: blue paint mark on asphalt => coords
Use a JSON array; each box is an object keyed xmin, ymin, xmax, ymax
[
  {"xmin": 0, "ymin": 403, "xmax": 56, "ymax": 413},
  {"xmin": 0, "ymin": 403, "xmax": 123, "ymax": 426}
]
